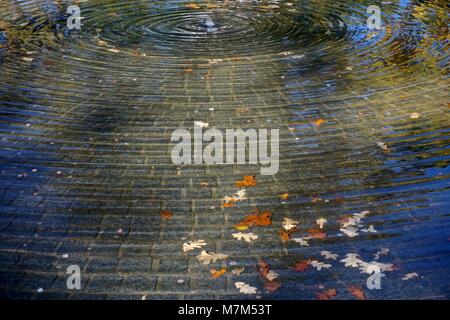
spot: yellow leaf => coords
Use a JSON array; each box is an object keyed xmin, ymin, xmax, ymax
[{"xmin": 211, "ymin": 268, "xmax": 226, "ymax": 279}]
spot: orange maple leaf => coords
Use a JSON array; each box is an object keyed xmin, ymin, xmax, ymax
[
  {"xmin": 222, "ymin": 200, "xmax": 235, "ymax": 208},
  {"xmin": 160, "ymin": 210, "xmax": 173, "ymax": 219},
  {"xmin": 210, "ymin": 268, "xmax": 226, "ymax": 279},
  {"xmin": 235, "ymin": 209, "xmax": 272, "ymax": 229},
  {"xmin": 279, "ymin": 230, "xmax": 292, "ymax": 242},
  {"xmin": 235, "ymin": 175, "xmax": 256, "ymax": 188}
]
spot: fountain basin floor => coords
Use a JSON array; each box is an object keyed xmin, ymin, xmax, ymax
[{"xmin": 0, "ymin": 0, "xmax": 449, "ymax": 299}]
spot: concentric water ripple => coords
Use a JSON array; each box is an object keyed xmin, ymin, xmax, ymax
[{"xmin": 0, "ymin": 0, "xmax": 449, "ymax": 299}]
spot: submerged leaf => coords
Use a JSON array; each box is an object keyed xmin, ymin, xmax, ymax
[{"xmin": 316, "ymin": 288, "xmax": 337, "ymax": 300}]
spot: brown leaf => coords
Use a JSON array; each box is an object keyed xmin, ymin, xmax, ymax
[
  {"xmin": 256, "ymin": 260, "xmax": 270, "ymax": 278},
  {"xmin": 292, "ymin": 259, "xmax": 311, "ymax": 272},
  {"xmin": 235, "ymin": 209, "xmax": 272, "ymax": 229},
  {"xmin": 160, "ymin": 210, "xmax": 173, "ymax": 219},
  {"xmin": 348, "ymin": 285, "xmax": 366, "ymax": 300},
  {"xmin": 306, "ymin": 228, "xmax": 327, "ymax": 239},
  {"xmin": 235, "ymin": 175, "xmax": 256, "ymax": 188},
  {"xmin": 316, "ymin": 288, "xmax": 337, "ymax": 300},
  {"xmin": 264, "ymin": 280, "xmax": 281, "ymax": 292},
  {"xmin": 279, "ymin": 230, "xmax": 291, "ymax": 242}
]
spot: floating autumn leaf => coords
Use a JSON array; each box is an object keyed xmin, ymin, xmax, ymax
[
  {"xmin": 320, "ymin": 251, "xmax": 338, "ymax": 260},
  {"xmin": 210, "ymin": 268, "xmax": 226, "ymax": 279},
  {"xmin": 279, "ymin": 229, "xmax": 293, "ymax": 242},
  {"xmin": 160, "ymin": 210, "xmax": 173, "ymax": 219},
  {"xmin": 340, "ymin": 253, "xmax": 363, "ymax": 268},
  {"xmin": 235, "ymin": 282, "xmax": 257, "ymax": 294},
  {"xmin": 311, "ymin": 260, "xmax": 332, "ymax": 271},
  {"xmin": 361, "ymin": 225, "xmax": 377, "ymax": 233},
  {"xmin": 402, "ymin": 272, "xmax": 419, "ymax": 280},
  {"xmin": 235, "ymin": 175, "xmax": 256, "ymax": 188},
  {"xmin": 291, "ymin": 237, "xmax": 309, "ymax": 246},
  {"xmin": 182, "ymin": 240, "xmax": 206, "ymax": 252},
  {"xmin": 106, "ymin": 47, "xmax": 120, "ymax": 53},
  {"xmin": 311, "ymin": 195, "xmax": 323, "ymax": 203},
  {"xmin": 316, "ymin": 218, "xmax": 327, "ymax": 229},
  {"xmin": 265, "ymin": 270, "xmax": 279, "ymax": 281},
  {"xmin": 260, "ymin": 4, "xmax": 280, "ymax": 9},
  {"xmin": 292, "ymin": 259, "xmax": 311, "ymax": 272},
  {"xmin": 279, "ymin": 193, "xmax": 289, "ymax": 200},
  {"xmin": 234, "ymin": 189, "xmax": 247, "ymax": 200},
  {"xmin": 222, "ymin": 200, "xmax": 235, "ymax": 208},
  {"xmin": 185, "ymin": 3, "xmax": 201, "ymax": 9},
  {"xmin": 264, "ymin": 280, "xmax": 281, "ymax": 292},
  {"xmin": 233, "ymin": 223, "xmax": 249, "ymax": 231},
  {"xmin": 305, "ymin": 228, "xmax": 327, "ymax": 240},
  {"xmin": 96, "ymin": 39, "xmax": 108, "ymax": 46},
  {"xmin": 231, "ymin": 267, "xmax": 245, "ymax": 276},
  {"xmin": 194, "ymin": 121, "xmax": 209, "ymax": 128},
  {"xmin": 312, "ymin": 119, "xmax": 326, "ymax": 127},
  {"xmin": 206, "ymin": 3, "xmax": 222, "ymax": 9},
  {"xmin": 340, "ymin": 226, "xmax": 359, "ymax": 238},
  {"xmin": 234, "ymin": 209, "xmax": 272, "ymax": 229},
  {"xmin": 223, "ymin": 190, "xmax": 247, "ymax": 208},
  {"xmin": 409, "ymin": 112, "xmax": 420, "ymax": 119},
  {"xmin": 256, "ymin": 260, "xmax": 270, "ymax": 278},
  {"xmin": 373, "ymin": 248, "xmax": 389, "ymax": 260},
  {"xmin": 232, "ymin": 232, "xmax": 258, "ymax": 243},
  {"xmin": 196, "ymin": 250, "xmax": 228, "ymax": 265},
  {"xmin": 130, "ymin": 49, "xmax": 146, "ymax": 57},
  {"xmin": 347, "ymin": 286, "xmax": 366, "ymax": 300},
  {"xmin": 359, "ymin": 261, "xmax": 395, "ymax": 273},
  {"xmin": 235, "ymin": 106, "xmax": 250, "ymax": 115},
  {"xmin": 316, "ymin": 288, "xmax": 337, "ymax": 300},
  {"xmin": 282, "ymin": 217, "xmax": 299, "ymax": 231},
  {"xmin": 376, "ymin": 141, "xmax": 389, "ymax": 152},
  {"xmin": 200, "ymin": 181, "xmax": 209, "ymax": 187}
]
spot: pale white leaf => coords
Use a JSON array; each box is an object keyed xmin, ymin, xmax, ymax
[
  {"xmin": 232, "ymin": 232, "xmax": 258, "ymax": 243},
  {"xmin": 183, "ymin": 240, "xmax": 206, "ymax": 252},
  {"xmin": 235, "ymin": 282, "xmax": 257, "ymax": 294},
  {"xmin": 320, "ymin": 250, "xmax": 338, "ymax": 260}
]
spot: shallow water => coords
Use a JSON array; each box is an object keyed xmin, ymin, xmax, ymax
[{"xmin": 0, "ymin": 0, "xmax": 449, "ymax": 299}]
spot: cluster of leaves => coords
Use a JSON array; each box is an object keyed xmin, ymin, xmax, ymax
[{"xmin": 234, "ymin": 209, "xmax": 272, "ymax": 230}]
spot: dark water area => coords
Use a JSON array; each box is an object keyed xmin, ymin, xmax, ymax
[{"xmin": 0, "ymin": 0, "xmax": 449, "ymax": 299}]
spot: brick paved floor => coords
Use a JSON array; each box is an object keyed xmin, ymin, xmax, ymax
[{"xmin": 0, "ymin": 0, "xmax": 449, "ymax": 300}]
